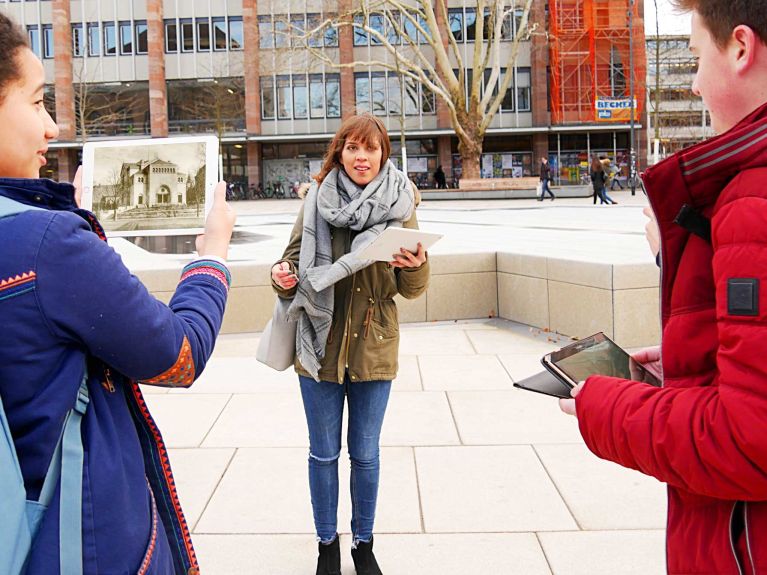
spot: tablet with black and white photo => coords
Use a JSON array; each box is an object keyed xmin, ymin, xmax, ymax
[{"xmin": 80, "ymin": 135, "xmax": 218, "ymax": 237}]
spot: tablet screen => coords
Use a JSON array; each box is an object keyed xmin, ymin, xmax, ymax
[{"xmin": 550, "ymin": 332, "xmax": 660, "ymax": 386}]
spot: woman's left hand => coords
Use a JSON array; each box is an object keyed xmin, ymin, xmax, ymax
[{"xmin": 390, "ymin": 242, "xmax": 427, "ymax": 269}]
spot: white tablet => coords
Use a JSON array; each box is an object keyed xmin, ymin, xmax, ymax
[
  {"xmin": 358, "ymin": 227, "xmax": 443, "ymax": 262},
  {"xmin": 80, "ymin": 135, "xmax": 219, "ymax": 237}
]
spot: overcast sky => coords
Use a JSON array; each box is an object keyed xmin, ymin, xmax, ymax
[{"xmin": 644, "ymin": 0, "xmax": 692, "ymax": 36}]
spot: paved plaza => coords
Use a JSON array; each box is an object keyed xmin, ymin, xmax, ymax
[{"xmin": 139, "ymin": 190, "xmax": 668, "ymax": 574}]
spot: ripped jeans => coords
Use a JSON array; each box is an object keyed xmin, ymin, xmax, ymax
[{"xmin": 299, "ymin": 374, "xmax": 392, "ymax": 545}]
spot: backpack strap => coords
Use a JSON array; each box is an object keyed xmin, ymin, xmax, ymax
[
  {"xmin": 0, "ymin": 195, "xmax": 44, "ymax": 218},
  {"xmin": 37, "ymin": 365, "xmax": 89, "ymax": 575},
  {"xmin": 674, "ymin": 204, "xmax": 711, "ymax": 244}
]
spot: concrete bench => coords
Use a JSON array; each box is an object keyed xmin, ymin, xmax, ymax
[
  {"xmin": 132, "ymin": 251, "xmax": 661, "ymax": 349},
  {"xmin": 459, "ymin": 177, "xmax": 539, "ymax": 191}
]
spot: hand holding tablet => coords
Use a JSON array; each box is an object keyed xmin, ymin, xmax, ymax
[
  {"xmin": 514, "ymin": 332, "xmax": 662, "ymax": 400},
  {"xmin": 358, "ymin": 227, "xmax": 443, "ymax": 262}
]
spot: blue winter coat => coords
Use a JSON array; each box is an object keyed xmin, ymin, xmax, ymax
[{"xmin": 0, "ymin": 178, "xmax": 229, "ymax": 574}]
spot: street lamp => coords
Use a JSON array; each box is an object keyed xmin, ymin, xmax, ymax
[{"xmin": 628, "ymin": 0, "xmax": 637, "ymax": 195}]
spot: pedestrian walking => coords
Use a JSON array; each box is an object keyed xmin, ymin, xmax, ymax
[
  {"xmin": 560, "ymin": 2, "xmax": 767, "ymax": 572},
  {"xmin": 538, "ymin": 157, "xmax": 555, "ymax": 201},
  {"xmin": 433, "ymin": 165, "xmax": 447, "ymax": 189},
  {"xmin": 270, "ymin": 114, "xmax": 430, "ymax": 575},
  {"xmin": 0, "ymin": 13, "xmax": 236, "ymax": 574}
]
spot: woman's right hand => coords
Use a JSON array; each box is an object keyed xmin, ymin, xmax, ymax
[
  {"xmin": 196, "ymin": 181, "xmax": 236, "ymax": 260},
  {"xmin": 272, "ymin": 261, "xmax": 298, "ymax": 289}
]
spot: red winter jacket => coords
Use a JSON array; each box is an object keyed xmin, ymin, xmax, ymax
[{"xmin": 577, "ymin": 101, "xmax": 767, "ymax": 575}]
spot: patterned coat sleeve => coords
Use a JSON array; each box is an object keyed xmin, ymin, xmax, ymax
[{"xmin": 34, "ymin": 212, "xmax": 229, "ymax": 386}]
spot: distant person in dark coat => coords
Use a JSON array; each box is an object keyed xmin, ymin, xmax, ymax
[
  {"xmin": 538, "ymin": 157, "xmax": 555, "ymax": 201},
  {"xmin": 434, "ymin": 165, "xmax": 447, "ymax": 189}
]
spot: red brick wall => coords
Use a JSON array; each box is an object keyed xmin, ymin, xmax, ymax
[
  {"xmin": 51, "ymin": 0, "xmax": 74, "ymax": 142},
  {"xmin": 338, "ymin": 0, "xmax": 356, "ymax": 119},
  {"xmin": 147, "ymin": 0, "xmax": 168, "ymax": 137},
  {"xmin": 243, "ymin": 0, "xmax": 261, "ymax": 135}
]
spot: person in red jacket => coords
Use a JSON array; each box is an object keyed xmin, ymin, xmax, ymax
[{"xmin": 560, "ymin": 2, "xmax": 767, "ymax": 574}]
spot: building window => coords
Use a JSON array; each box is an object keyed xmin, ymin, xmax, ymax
[
  {"xmin": 135, "ymin": 21, "xmax": 148, "ymax": 54},
  {"xmin": 212, "ymin": 17, "xmax": 227, "ymax": 50},
  {"xmin": 465, "ymin": 9, "xmax": 477, "ymax": 42},
  {"xmin": 103, "ymin": 22, "xmax": 116, "ymax": 56},
  {"xmin": 258, "ymin": 16, "xmax": 273, "ymax": 49},
  {"xmin": 88, "ymin": 22, "xmax": 100, "ymax": 56},
  {"xmin": 516, "ymin": 68, "xmax": 531, "ymax": 111},
  {"xmin": 353, "ymin": 14, "xmax": 367, "ymax": 46},
  {"xmin": 229, "ymin": 17, "xmax": 243, "ymax": 50},
  {"xmin": 27, "ymin": 25, "xmax": 40, "ymax": 58},
  {"xmin": 261, "ymin": 76, "xmax": 275, "ymax": 119},
  {"xmin": 326, "ymin": 74, "xmax": 340, "ymax": 118},
  {"xmin": 274, "ymin": 17, "xmax": 288, "ymax": 48},
  {"xmin": 355, "ymin": 71, "xmax": 433, "ymax": 117},
  {"xmin": 309, "ymin": 74, "xmax": 324, "ymax": 118},
  {"xmin": 293, "ymin": 76, "xmax": 307, "ymax": 119},
  {"xmin": 197, "ymin": 18, "xmax": 210, "ymax": 51},
  {"xmin": 276, "ymin": 75, "xmax": 291, "ymax": 119},
  {"xmin": 72, "ymin": 24, "xmax": 84, "ymax": 57},
  {"xmin": 369, "ymin": 13, "xmax": 385, "ymax": 45},
  {"xmin": 290, "ymin": 14, "xmax": 305, "ymax": 48},
  {"xmin": 120, "ymin": 21, "xmax": 132, "ymax": 54},
  {"xmin": 165, "ymin": 20, "xmax": 177, "ymax": 53},
  {"xmin": 324, "ymin": 16, "xmax": 338, "ymax": 47},
  {"xmin": 181, "ymin": 19, "xmax": 194, "ymax": 52}
]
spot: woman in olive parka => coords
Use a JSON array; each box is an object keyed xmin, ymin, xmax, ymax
[{"xmin": 271, "ymin": 114, "xmax": 429, "ymax": 575}]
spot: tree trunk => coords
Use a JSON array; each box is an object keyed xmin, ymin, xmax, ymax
[{"xmin": 457, "ymin": 132, "xmax": 483, "ymax": 180}]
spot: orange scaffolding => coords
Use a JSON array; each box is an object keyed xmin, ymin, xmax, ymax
[{"xmin": 549, "ymin": 0, "xmax": 646, "ymax": 125}]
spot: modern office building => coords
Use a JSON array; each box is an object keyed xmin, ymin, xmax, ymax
[
  {"xmin": 645, "ymin": 34, "xmax": 711, "ymax": 162},
  {"xmin": 1, "ymin": 0, "xmax": 646, "ymax": 190}
]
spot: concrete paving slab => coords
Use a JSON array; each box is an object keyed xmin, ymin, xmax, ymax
[
  {"xmin": 381, "ymin": 392, "xmax": 461, "ymax": 446},
  {"xmin": 371, "ymin": 533, "xmax": 552, "ymax": 575},
  {"xmin": 172, "ymin": 357, "xmax": 297, "ymax": 394},
  {"xmin": 168, "ymin": 448, "xmax": 235, "ymax": 529},
  {"xmin": 415, "ymin": 446, "xmax": 578, "ymax": 532},
  {"xmin": 534, "ymin": 444, "xmax": 667, "ymax": 530},
  {"xmin": 538, "ymin": 530, "xmax": 667, "ymax": 575},
  {"xmin": 399, "ymin": 328, "xmax": 476, "ymax": 355},
  {"xmin": 498, "ymin": 353, "xmax": 551, "ymax": 382},
  {"xmin": 196, "ymin": 447, "xmax": 420, "ymax": 535},
  {"xmin": 466, "ymin": 328, "xmax": 563, "ymax": 355},
  {"xmin": 143, "ymin": 394, "xmax": 231, "ymax": 448},
  {"xmin": 447, "ymin": 390, "xmax": 582, "ymax": 445},
  {"xmin": 202, "ymin": 392, "xmax": 308, "ymax": 448},
  {"xmin": 419, "ymin": 354, "xmax": 514, "ymax": 391},
  {"xmin": 393, "ymin": 354, "xmax": 423, "ymax": 391}
]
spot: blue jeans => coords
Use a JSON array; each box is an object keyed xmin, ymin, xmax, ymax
[{"xmin": 299, "ymin": 374, "xmax": 392, "ymax": 545}]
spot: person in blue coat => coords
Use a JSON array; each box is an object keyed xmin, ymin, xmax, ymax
[{"xmin": 0, "ymin": 14, "xmax": 236, "ymax": 574}]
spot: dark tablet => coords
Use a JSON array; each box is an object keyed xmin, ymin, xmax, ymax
[{"xmin": 513, "ymin": 370, "xmax": 574, "ymax": 399}]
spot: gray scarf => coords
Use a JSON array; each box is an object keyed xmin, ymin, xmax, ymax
[{"xmin": 287, "ymin": 160, "xmax": 414, "ymax": 380}]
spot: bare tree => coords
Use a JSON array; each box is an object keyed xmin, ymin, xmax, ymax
[
  {"xmin": 299, "ymin": 0, "xmax": 536, "ymax": 179},
  {"xmin": 73, "ymin": 59, "xmax": 140, "ymax": 143}
]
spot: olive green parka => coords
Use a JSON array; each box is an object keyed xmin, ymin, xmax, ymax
[{"xmin": 272, "ymin": 201, "xmax": 429, "ymax": 383}]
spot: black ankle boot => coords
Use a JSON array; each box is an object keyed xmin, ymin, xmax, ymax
[
  {"xmin": 351, "ymin": 536, "xmax": 382, "ymax": 575},
  {"xmin": 316, "ymin": 536, "xmax": 341, "ymax": 575}
]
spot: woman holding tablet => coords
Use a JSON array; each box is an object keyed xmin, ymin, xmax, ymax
[
  {"xmin": 0, "ymin": 13, "xmax": 235, "ymax": 575},
  {"xmin": 271, "ymin": 114, "xmax": 429, "ymax": 574}
]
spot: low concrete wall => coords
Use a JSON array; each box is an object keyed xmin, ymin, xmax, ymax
[{"xmin": 136, "ymin": 251, "xmax": 661, "ymax": 349}]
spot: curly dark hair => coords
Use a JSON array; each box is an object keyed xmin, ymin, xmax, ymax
[
  {"xmin": 669, "ymin": 0, "xmax": 767, "ymax": 48},
  {"xmin": 0, "ymin": 13, "xmax": 29, "ymax": 103}
]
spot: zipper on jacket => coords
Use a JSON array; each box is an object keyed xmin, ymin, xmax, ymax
[
  {"xmin": 730, "ymin": 502, "xmax": 745, "ymax": 575},
  {"xmin": 102, "ymin": 367, "xmax": 115, "ymax": 393},
  {"xmin": 343, "ymin": 274, "xmax": 356, "ymax": 370},
  {"xmin": 745, "ymin": 502, "xmax": 756, "ymax": 574},
  {"xmin": 363, "ymin": 298, "xmax": 375, "ymax": 339}
]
